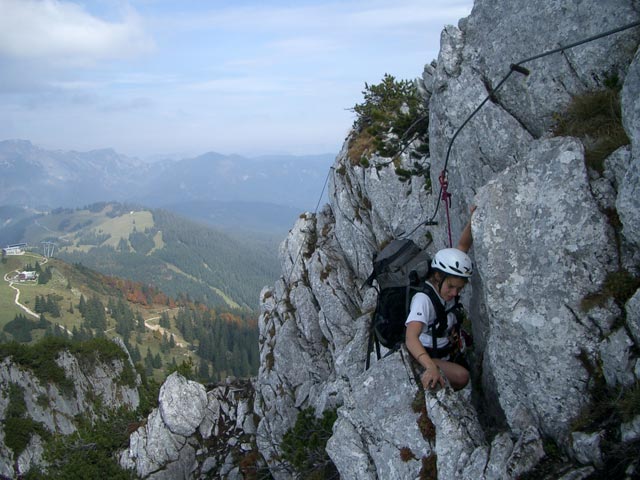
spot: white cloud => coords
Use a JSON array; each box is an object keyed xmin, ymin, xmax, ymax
[
  {"xmin": 0, "ymin": 0, "xmax": 154, "ymax": 65},
  {"xmin": 0, "ymin": 0, "xmax": 474, "ymax": 156}
]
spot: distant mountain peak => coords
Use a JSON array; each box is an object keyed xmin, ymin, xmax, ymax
[{"xmin": 0, "ymin": 139, "xmax": 335, "ymax": 212}]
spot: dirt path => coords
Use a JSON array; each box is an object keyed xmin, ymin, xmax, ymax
[
  {"xmin": 3, "ymin": 254, "xmax": 46, "ymax": 319},
  {"xmin": 5, "ymin": 278, "xmax": 39, "ymax": 319},
  {"xmin": 4, "ymin": 255, "xmax": 182, "ymax": 342},
  {"xmin": 144, "ymin": 308, "xmax": 186, "ymax": 347}
]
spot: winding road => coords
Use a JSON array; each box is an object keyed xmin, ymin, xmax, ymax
[
  {"xmin": 3, "ymin": 253, "xmax": 48, "ymax": 319},
  {"xmin": 4, "ymin": 254, "xmax": 184, "ymax": 342}
]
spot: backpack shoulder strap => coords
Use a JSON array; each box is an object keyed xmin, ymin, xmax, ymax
[
  {"xmin": 421, "ymin": 286, "xmax": 462, "ymax": 326},
  {"xmin": 420, "ymin": 286, "xmax": 447, "ymax": 330}
]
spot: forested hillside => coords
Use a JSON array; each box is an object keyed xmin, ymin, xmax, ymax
[
  {"xmin": 0, "ymin": 202, "xmax": 281, "ymax": 309},
  {"xmin": 0, "ymin": 253, "xmax": 258, "ymax": 383}
]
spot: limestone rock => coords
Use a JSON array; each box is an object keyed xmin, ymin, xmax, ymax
[
  {"xmin": 571, "ymin": 431, "xmax": 604, "ymax": 468},
  {"xmin": 253, "ymin": 1, "xmax": 640, "ymax": 478},
  {"xmin": 327, "ymin": 353, "xmax": 431, "ymax": 480},
  {"xmin": 627, "ymin": 290, "xmax": 640, "ymax": 346},
  {"xmin": 473, "ymin": 137, "xmax": 617, "ymax": 442},
  {"xmin": 119, "ymin": 376, "xmax": 258, "ymax": 479},
  {"xmin": 599, "ymin": 328, "xmax": 636, "ymax": 388},
  {"xmin": 620, "ymin": 415, "xmax": 640, "ymax": 443},
  {"xmin": 159, "ymin": 373, "xmax": 207, "ymax": 437},
  {"xmin": 0, "ymin": 339, "xmax": 140, "ymax": 477},
  {"xmin": 619, "ymin": 48, "xmax": 640, "ymax": 248},
  {"xmin": 558, "ymin": 466, "xmax": 596, "ymax": 480}
]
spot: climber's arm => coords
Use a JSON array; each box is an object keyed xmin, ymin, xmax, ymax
[
  {"xmin": 405, "ymin": 322, "xmax": 445, "ymax": 389},
  {"xmin": 456, "ymin": 205, "xmax": 476, "ymax": 253}
]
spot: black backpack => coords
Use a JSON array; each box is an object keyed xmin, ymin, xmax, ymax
[{"xmin": 364, "ymin": 239, "xmax": 464, "ymax": 369}]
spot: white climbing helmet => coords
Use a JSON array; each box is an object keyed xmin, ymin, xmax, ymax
[{"xmin": 431, "ymin": 248, "xmax": 473, "ymax": 278}]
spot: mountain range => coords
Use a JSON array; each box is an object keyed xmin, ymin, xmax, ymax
[{"xmin": 0, "ymin": 139, "xmax": 334, "ymax": 234}]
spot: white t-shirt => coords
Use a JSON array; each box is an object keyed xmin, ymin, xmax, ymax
[{"xmin": 405, "ymin": 283, "xmax": 457, "ymax": 349}]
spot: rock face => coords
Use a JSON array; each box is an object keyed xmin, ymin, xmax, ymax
[
  {"xmin": 254, "ymin": 0, "xmax": 640, "ymax": 479},
  {"xmin": 119, "ymin": 374, "xmax": 259, "ymax": 480},
  {"xmin": 0, "ymin": 338, "xmax": 141, "ymax": 478},
  {"xmin": 473, "ymin": 136, "xmax": 617, "ymax": 441}
]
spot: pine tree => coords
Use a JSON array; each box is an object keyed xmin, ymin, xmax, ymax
[
  {"xmin": 160, "ymin": 332, "xmax": 170, "ymax": 353},
  {"xmin": 34, "ymin": 295, "xmax": 43, "ymax": 314},
  {"xmin": 159, "ymin": 311, "xmax": 171, "ymax": 329},
  {"xmin": 46, "ymin": 295, "xmax": 60, "ymax": 318},
  {"xmin": 136, "ymin": 312, "xmax": 146, "ymax": 333},
  {"xmin": 144, "ymin": 348, "xmax": 154, "ymax": 376},
  {"xmin": 131, "ymin": 345, "xmax": 142, "ymax": 363},
  {"xmin": 85, "ymin": 295, "xmax": 107, "ymax": 331},
  {"xmin": 198, "ymin": 359, "xmax": 210, "ymax": 381},
  {"xmin": 152, "ymin": 352, "xmax": 162, "ymax": 369},
  {"xmin": 78, "ymin": 295, "xmax": 86, "ymax": 316}
]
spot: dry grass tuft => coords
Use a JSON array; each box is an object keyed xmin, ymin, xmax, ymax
[
  {"xmin": 553, "ymin": 88, "xmax": 629, "ymax": 173},
  {"xmin": 347, "ymin": 130, "xmax": 376, "ymax": 166},
  {"xmin": 400, "ymin": 446, "xmax": 417, "ymax": 462},
  {"xmin": 419, "ymin": 454, "xmax": 437, "ymax": 480}
]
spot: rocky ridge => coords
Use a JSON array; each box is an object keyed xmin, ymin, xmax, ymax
[
  {"xmin": 254, "ymin": 0, "xmax": 640, "ymax": 479},
  {"xmin": 0, "ymin": 337, "xmax": 140, "ymax": 478},
  {"xmin": 119, "ymin": 373, "xmax": 259, "ymax": 480}
]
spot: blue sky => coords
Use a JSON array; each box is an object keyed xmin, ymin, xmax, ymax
[{"xmin": 0, "ymin": 0, "xmax": 473, "ymax": 158}]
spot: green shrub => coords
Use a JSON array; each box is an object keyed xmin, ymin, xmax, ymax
[
  {"xmin": 70, "ymin": 337, "xmax": 129, "ymax": 364},
  {"xmin": 281, "ymin": 407, "xmax": 338, "ymax": 479},
  {"xmin": 38, "ymin": 409, "xmax": 137, "ymax": 480},
  {"xmin": 568, "ymin": 351, "xmax": 640, "ymax": 479},
  {"xmin": 0, "ymin": 336, "xmax": 134, "ymax": 391},
  {"xmin": 571, "ymin": 351, "xmax": 639, "ymax": 433},
  {"xmin": 4, "ymin": 384, "xmax": 49, "ymax": 457},
  {"xmin": 135, "ymin": 364, "xmax": 160, "ymax": 416},
  {"xmin": 350, "ymin": 73, "xmax": 429, "ymax": 162},
  {"xmin": 517, "ymin": 438, "xmax": 564, "ymax": 480},
  {"xmin": 0, "ymin": 338, "xmax": 72, "ymax": 390}
]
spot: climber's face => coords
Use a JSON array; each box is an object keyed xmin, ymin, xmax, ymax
[{"xmin": 439, "ymin": 276, "xmax": 466, "ymax": 302}]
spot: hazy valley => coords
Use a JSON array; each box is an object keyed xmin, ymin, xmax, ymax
[{"xmin": 0, "ymin": 139, "xmax": 334, "ymax": 235}]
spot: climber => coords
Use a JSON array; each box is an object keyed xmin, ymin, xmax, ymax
[{"xmin": 405, "ymin": 206, "xmax": 475, "ymax": 391}]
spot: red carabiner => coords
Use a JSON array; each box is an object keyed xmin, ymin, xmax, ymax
[
  {"xmin": 439, "ymin": 171, "xmax": 451, "ymax": 206},
  {"xmin": 439, "ymin": 170, "xmax": 453, "ymax": 247}
]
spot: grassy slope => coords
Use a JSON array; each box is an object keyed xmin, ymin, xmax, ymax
[
  {"xmin": 0, "ymin": 256, "xmax": 30, "ymax": 324},
  {"xmin": 1, "ymin": 254, "xmax": 204, "ymax": 382}
]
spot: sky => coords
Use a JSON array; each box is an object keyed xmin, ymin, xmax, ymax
[{"xmin": 0, "ymin": 0, "xmax": 474, "ymax": 159}]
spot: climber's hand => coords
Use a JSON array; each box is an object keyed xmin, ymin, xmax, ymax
[{"xmin": 421, "ymin": 366, "xmax": 444, "ymax": 390}]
